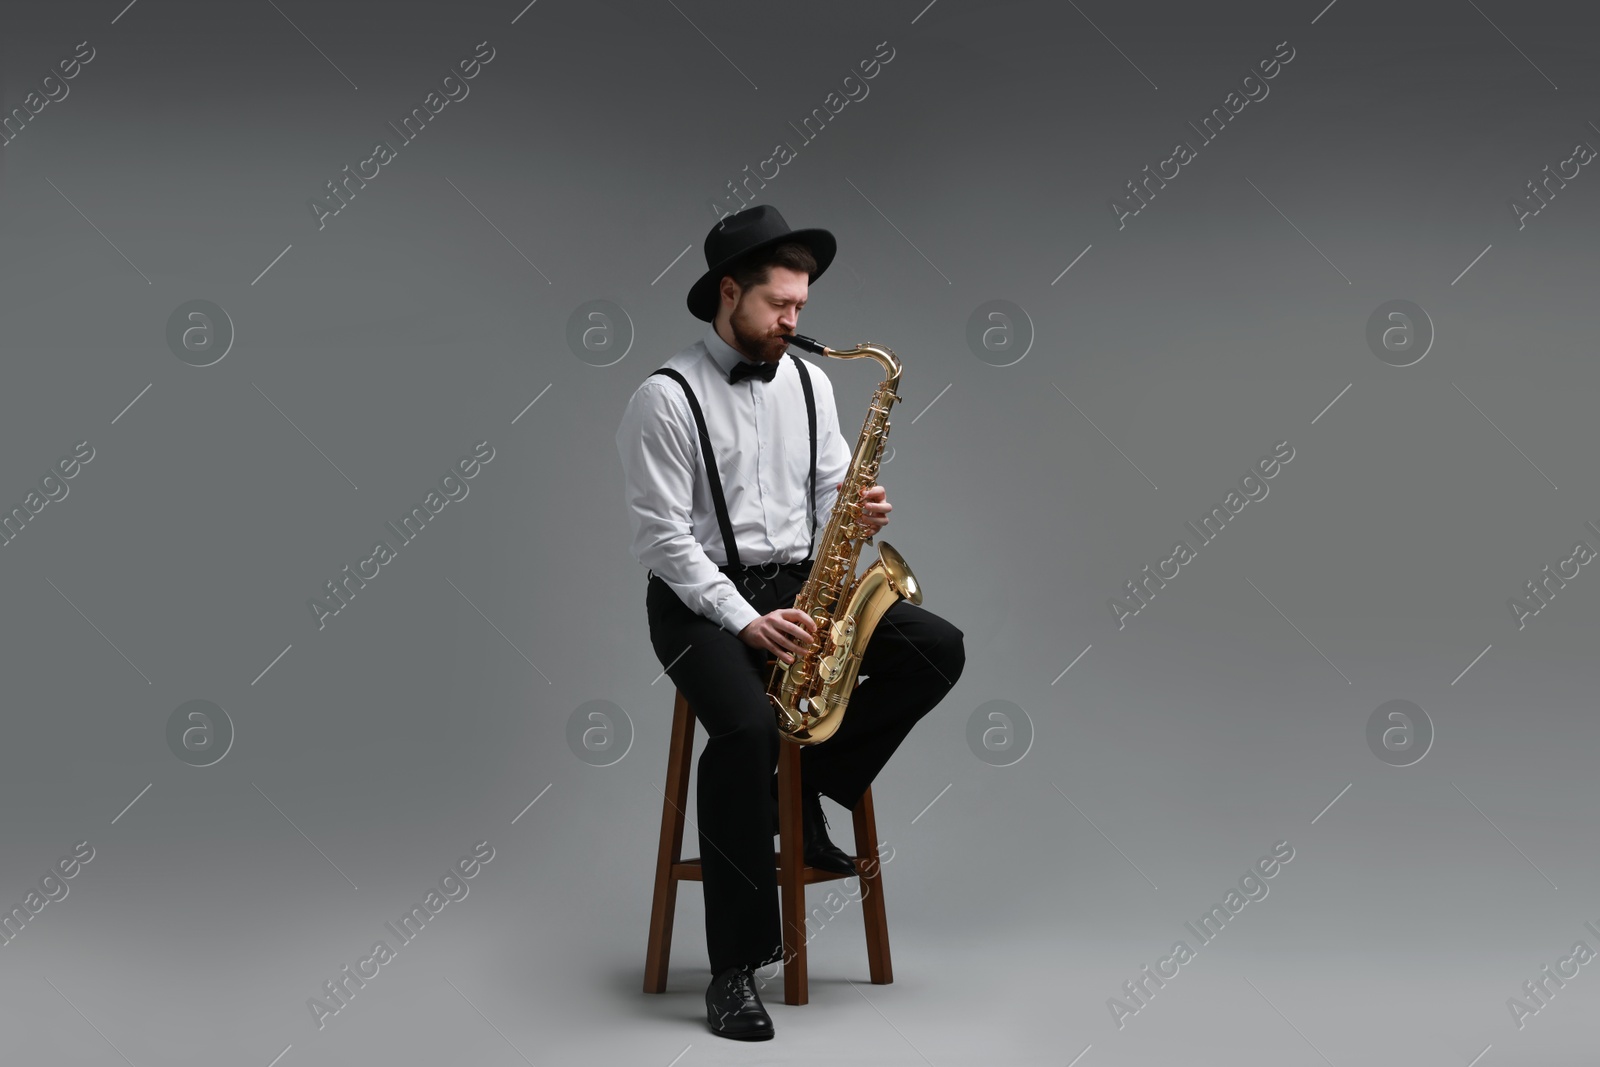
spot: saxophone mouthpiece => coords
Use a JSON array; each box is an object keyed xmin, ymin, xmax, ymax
[{"xmin": 781, "ymin": 333, "xmax": 829, "ymax": 356}]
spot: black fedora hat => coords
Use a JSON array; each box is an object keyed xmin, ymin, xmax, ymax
[{"xmin": 686, "ymin": 205, "xmax": 836, "ymax": 322}]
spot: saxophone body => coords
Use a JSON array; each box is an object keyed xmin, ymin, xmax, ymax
[{"xmin": 767, "ymin": 334, "xmax": 922, "ymax": 745}]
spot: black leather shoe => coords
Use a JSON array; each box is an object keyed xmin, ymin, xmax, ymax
[
  {"xmin": 802, "ymin": 790, "xmax": 857, "ymax": 875},
  {"xmin": 705, "ymin": 963, "xmax": 774, "ymax": 1040}
]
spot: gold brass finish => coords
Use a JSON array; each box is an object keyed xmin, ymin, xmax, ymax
[{"xmin": 768, "ymin": 335, "xmax": 922, "ymax": 745}]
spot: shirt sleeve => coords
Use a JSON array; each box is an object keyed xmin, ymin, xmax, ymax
[
  {"xmin": 616, "ymin": 379, "xmax": 762, "ymax": 637},
  {"xmin": 809, "ymin": 369, "xmax": 853, "ymax": 534}
]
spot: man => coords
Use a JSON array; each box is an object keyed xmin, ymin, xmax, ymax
[{"xmin": 615, "ymin": 204, "xmax": 965, "ymax": 1041}]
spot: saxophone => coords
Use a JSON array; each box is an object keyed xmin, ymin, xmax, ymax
[{"xmin": 767, "ymin": 333, "xmax": 922, "ymax": 745}]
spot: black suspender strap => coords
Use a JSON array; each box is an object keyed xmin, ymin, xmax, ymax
[
  {"xmin": 791, "ymin": 354, "xmax": 819, "ymax": 557},
  {"xmin": 648, "ymin": 368, "xmax": 742, "ymax": 571},
  {"xmin": 647, "ymin": 352, "xmax": 819, "ymax": 569}
]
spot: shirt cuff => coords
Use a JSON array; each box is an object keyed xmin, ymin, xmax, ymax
[{"xmin": 719, "ymin": 595, "xmax": 762, "ymax": 637}]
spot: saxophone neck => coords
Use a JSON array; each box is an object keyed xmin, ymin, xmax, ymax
[
  {"xmin": 782, "ymin": 334, "xmax": 902, "ymax": 382},
  {"xmin": 839, "ymin": 343, "xmax": 903, "ymax": 383}
]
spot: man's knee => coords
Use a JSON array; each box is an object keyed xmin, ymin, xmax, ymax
[{"xmin": 931, "ymin": 620, "xmax": 965, "ymax": 688}]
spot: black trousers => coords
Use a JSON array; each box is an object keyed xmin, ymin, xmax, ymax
[{"xmin": 646, "ymin": 560, "xmax": 965, "ymax": 975}]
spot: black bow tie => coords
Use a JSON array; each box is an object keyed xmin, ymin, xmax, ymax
[{"xmin": 729, "ymin": 357, "xmax": 780, "ymax": 385}]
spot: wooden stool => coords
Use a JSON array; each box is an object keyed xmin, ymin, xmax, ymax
[{"xmin": 643, "ymin": 687, "xmax": 893, "ymax": 1005}]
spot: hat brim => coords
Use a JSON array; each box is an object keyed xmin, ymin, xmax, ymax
[{"xmin": 686, "ymin": 227, "xmax": 836, "ymax": 322}]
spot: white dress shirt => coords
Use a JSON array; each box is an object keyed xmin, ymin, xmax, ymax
[{"xmin": 616, "ymin": 325, "xmax": 852, "ymax": 636}]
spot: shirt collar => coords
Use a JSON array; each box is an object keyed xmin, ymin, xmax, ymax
[{"xmin": 703, "ymin": 325, "xmax": 776, "ymax": 382}]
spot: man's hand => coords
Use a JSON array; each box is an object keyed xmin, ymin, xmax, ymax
[
  {"xmin": 739, "ymin": 608, "xmax": 818, "ymax": 666},
  {"xmin": 840, "ymin": 481, "xmax": 891, "ymax": 534}
]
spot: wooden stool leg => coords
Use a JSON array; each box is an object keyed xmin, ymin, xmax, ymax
[
  {"xmin": 852, "ymin": 787, "xmax": 893, "ymax": 985},
  {"xmin": 644, "ymin": 690, "xmax": 893, "ymax": 1001},
  {"xmin": 643, "ymin": 690, "xmax": 696, "ymax": 993},
  {"xmin": 776, "ymin": 738, "xmax": 808, "ymax": 1005}
]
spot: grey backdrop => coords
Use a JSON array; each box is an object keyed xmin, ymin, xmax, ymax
[{"xmin": 3, "ymin": 0, "xmax": 1599, "ymax": 1064}]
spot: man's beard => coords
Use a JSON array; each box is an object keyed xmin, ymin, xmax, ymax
[{"xmin": 729, "ymin": 303, "xmax": 788, "ymax": 362}]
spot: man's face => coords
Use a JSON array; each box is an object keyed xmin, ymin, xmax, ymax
[{"xmin": 726, "ymin": 266, "xmax": 808, "ymax": 363}]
